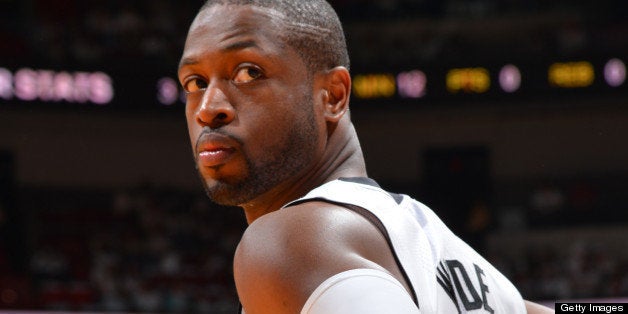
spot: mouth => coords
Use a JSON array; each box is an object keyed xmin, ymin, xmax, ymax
[
  {"xmin": 198, "ymin": 146, "xmax": 236, "ymax": 168},
  {"xmin": 195, "ymin": 132, "xmax": 239, "ymax": 168}
]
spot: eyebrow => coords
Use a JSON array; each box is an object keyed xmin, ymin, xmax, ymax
[
  {"xmin": 178, "ymin": 39, "xmax": 259, "ymax": 71},
  {"xmin": 178, "ymin": 57, "xmax": 197, "ymax": 70},
  {"xmin": 223, "ymin": 39, "xmax": 258, "ymax": 51}
]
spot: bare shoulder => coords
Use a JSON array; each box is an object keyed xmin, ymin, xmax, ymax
[{"xmin": 234, "ymin": 201, "xmax": 393, "ymax": 314}]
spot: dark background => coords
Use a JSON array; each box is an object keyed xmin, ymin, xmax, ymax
[{"xmin": 1, "ymin": 0, "xmax": 628, "ymax": 312}]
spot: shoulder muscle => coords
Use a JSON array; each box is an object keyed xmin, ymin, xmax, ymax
[{"xmin": 234, "ymin": 201, "xmax": 395, "ymax": 314}]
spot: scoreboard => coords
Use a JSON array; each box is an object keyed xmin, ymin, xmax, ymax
[
  {"xmin": 0, "ymin": 57, "xmax": 626, "ymax": 111},
  {"xmin": 351, "ymin": 58, "xmax": 626, "ymax": 104}
]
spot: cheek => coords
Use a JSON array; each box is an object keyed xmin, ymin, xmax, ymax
[
  {"xmin": 244, "ymin": 113, "xmax": 284, "ymax": 146},
  {"xmin": 240, "ymin": 109, "xmax": 296, "ymax": 153}
]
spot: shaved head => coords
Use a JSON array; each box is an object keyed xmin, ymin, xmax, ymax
[{"xmin": 199, "ymin": 0, "xmax": 350, "ymax": 73}]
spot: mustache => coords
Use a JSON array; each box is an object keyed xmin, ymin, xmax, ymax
[{"xmin": 194, "ymin": 127, "xmax": 244, "ymax": 155}]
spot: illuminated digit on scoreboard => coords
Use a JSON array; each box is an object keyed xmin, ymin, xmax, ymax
[
  {"xmin": 397, "ymin": 70, "xmax": 427, "ymax": 98},
  {"xmin": 548, "ymin": 61, "xmax": 594, "ymax": 88},
  {"xmin": 446, "ymin": 68, "xmax": 490, "ymax": 93},
  {"xmin": 352, "ymin": 74, "xmax": 396, "ymax": 99},
  {"xmin": 499, "ymin": 65, "xmax": 521, "ymax": 93},
  {"xmin": 604, "ymin": 58, "xmax": 626, "ymax": 87}
]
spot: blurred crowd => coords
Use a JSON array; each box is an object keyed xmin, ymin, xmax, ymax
[
  {"xmin": 1, "ymin": 0, "xmax": 197, "ymax": 66},
  {"xmin": 1, "ymin": 175, "xmax": 627, "ymax": 312},
  {"xmin": 2, "ymin": 186, "xmax": 246, "ymax": 313},
  {"xmin": 1, "ymin": 0, "xmax": 626, "ymax": 69},
  {"xmin": 490, "ymin": 242, "xmax": 628, "ymax": 301}
]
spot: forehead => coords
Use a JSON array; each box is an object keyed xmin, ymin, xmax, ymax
[{"xmin": 182, "ymin": 4, "xmax": 289, "ymax": 59}]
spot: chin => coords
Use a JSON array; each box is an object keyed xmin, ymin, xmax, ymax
[{"xmin": 200, "ymin": 177, "xmax": 256, "ymax": 207}]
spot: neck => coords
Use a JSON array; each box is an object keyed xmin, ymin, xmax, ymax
[{"xmin": 240, "ymin": 121, "xmax": 366, "ymax": 224}]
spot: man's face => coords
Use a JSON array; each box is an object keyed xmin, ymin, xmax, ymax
[{"xmin": 178, "ymin": 4, "xmax": 323, "ymax": 206}]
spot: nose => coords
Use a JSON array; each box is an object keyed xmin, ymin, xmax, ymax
[{"xmin": 195, "ymin": 83, "xmax": 236, "ymax": 129}]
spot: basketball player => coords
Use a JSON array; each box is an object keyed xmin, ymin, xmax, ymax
[{"xmin": 178, "ymin": 1, "xmax": 554, "ymax": 313}]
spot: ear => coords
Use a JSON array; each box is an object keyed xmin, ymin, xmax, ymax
[{"xmin": 320, "ymin": 66, "xmax": 351, "ymax": 123}]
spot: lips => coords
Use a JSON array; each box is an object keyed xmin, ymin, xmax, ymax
[{"xmin": 195, "ymin": 132, "xmax": 239, "ymax": 168}]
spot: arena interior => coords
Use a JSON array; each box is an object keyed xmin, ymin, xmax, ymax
[{"xmin": 1, "ymin": 0, "xmax": 628, "ymax": 312}]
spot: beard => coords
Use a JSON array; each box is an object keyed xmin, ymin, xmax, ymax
[{"xmin": 197, "ymin": 100, "xmax": 319, "ymax": 207}]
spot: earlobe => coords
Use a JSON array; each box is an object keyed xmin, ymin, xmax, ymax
[{"xmin": 323, "ymin": 67, "xmax": 351, "ymax": 123}]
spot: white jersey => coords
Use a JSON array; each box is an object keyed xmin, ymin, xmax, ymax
[{"xmin": 283, "ymin": 177, "xmax": 526, "ymax": 314}]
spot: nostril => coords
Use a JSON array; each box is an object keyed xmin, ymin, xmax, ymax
[{"xmin": 216, "ymin": 112, "xmax": 228, "ymax": 120}]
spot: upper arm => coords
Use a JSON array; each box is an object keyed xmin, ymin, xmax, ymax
[
  {"xmin": 525, "ymin": 300, "xmax": 555, "ymax": 313},
  {"xmin": 233, "ymin": 202, "xmax": 396, "ymax": 314},
  {"xmin": 302, "ymin": 268, "xmax": 419, "ymax": 314}
]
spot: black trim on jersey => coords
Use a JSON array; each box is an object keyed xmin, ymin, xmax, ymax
[
  {"xmin": 286, "ymin": 197, "xmax": 420, "ymax": 308},
  {"xmin": 388, "ymin": 192, "xmax": 404, "ymax": 204},
  {"xmin": 338, "ymin": 177, "xmax": 404, "ymax": 205}
]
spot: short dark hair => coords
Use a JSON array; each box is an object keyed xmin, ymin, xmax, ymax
[{"xmin": 200, "ymin": 0, "xmax": 350, "ymax": 73}]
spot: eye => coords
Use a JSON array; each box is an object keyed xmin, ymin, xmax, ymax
[
  {"xmin": 183, "ymin": 77, "xmax": 208, "ymax": 93},
  {"xmin": 233, "ymin": 65, "xmax": 264, "ymax": 84}
]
